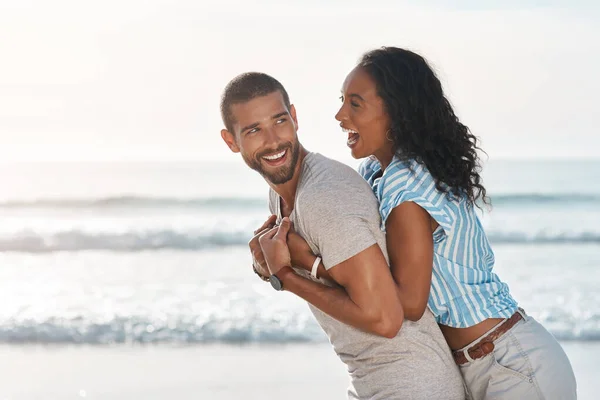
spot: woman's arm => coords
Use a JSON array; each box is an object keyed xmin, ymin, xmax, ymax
[
  {"xmin": 287, "ymin": 230, "xmax": 333, "ymax": 282},
  {"xmin": 385, "ymin": 201, "xmax": 436, "ymax": 321},
  {"xmin": 281, "ymin": 201, "xmax": 436, "ymax": 322}
]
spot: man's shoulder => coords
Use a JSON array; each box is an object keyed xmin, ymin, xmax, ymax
[
  {"xmin": 303, "ymin": 153, "xmax": 372, "ymax": 190},
  {"xmin": 297, "ymin": 154, "xmax": 379, "ymax": 213},
  {"xmin": 305, "ymin": 153, "xmax": 360, "ymax": 177}
]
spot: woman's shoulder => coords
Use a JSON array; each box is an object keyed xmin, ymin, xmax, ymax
[
  {"xmin": 357, "ymin": 156, "xmax": 380, "ymax": 179},
  {"xmin": 380, "ymin": 157, "xmax": 429, "ymax": 192}
]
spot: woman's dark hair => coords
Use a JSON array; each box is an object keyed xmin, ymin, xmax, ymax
[{"xmin": 359, "ymin": 47, "xmax": 489, "ymax": 207}]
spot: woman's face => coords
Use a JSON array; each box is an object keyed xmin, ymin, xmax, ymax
[{"xmin": 335, "ymin": 66, "xmax": 391, "ymax": 160}]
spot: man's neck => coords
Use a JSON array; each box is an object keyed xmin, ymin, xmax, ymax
[{"xmin": 268, "ymin": 146, "xmax": 308, "ymax": 213}]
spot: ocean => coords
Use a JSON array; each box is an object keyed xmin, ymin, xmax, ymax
[{"xmin": 1, "ymin": 158, "xmax": 599, "ymax": 345}]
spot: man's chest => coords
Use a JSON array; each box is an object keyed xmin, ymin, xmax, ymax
[{"xmin": 280, "ymin": 203, "xmax": 294, "ymax": 218}]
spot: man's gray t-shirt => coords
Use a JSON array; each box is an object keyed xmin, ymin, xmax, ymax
[{"xmin": 268, "ymin": 153, "xmax": 464, "ymax": 400}]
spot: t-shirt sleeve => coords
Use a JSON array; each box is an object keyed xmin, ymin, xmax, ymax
[
  {"xmin": 379, "ymin": 163, "xmax": 453, "ymax": 235},
  {"xmin": 298, "ymin": 183, "xmax": 379, "ymax": 270}
]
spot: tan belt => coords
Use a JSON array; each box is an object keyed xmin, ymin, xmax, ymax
[{"xmin": 452, "ymin": 310, "xmax": 524, "ymax": 365}]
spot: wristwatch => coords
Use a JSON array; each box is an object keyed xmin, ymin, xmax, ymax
[{"xmin": 269, "ymin": 266, "xmax": 294, "ymax": 291}]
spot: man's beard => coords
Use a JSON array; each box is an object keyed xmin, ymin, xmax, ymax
[{"xmin": 244, "ymin": 140, "xmax": 301, "ymax": 185}]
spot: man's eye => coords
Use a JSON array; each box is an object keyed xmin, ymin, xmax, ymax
[
  {"xmin": 248, "ymin": 128, "xmax": 259, "ymax": 134},
  {"xmin": 351, "ymin": 102, "xmax": 360, "ymax": 107},
  {"xmin": 276, "ymin": 118, "xmax": 286, "ymax": 124}
]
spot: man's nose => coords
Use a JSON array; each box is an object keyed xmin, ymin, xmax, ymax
[{"xmin": 263, "ymin": 126, "xmax": 279, "ymax": 146}]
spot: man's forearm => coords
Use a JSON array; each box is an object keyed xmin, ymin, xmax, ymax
[{"xmin": 281, "ymin": 271, "xmax": 402, "ymax": 338}]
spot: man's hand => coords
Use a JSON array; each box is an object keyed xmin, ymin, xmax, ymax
[
  {"xmin": 259, "ymin": 217, "xmax": 292, "ymax": 276},
  {"xmin": 249, "ymin": 215, "xmax": 277, "ymax": 278},
  {"xmin": 253, "ymin": 215, "xmax": 277, "ymax": 236}
]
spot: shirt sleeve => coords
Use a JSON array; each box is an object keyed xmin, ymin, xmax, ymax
[
  {"xmin": 357, "ymin": 157, "xmax": 376, "ymax": 180},
  {"xmin": 379, "ymin": 161, "xmax": 453, "ymax": 236},
  {"xmin": 298, "ymin": 182, "xmax": 379, "ymax": 270}
]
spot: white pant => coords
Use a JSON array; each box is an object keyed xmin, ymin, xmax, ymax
[{"xmin": 457, "ymin": 310, "xmax": 577, "ymax": 400}]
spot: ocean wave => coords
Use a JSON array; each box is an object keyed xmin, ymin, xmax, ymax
[
  {"xmin": 0, "ymin": 316, "xmax": 596, "ymax": 344},
  {"xmin": 486, "ymin": 232, "xmax": 600, "ymax": 244},
  {"xmin": 1, "ymin": 193, "xmax": 597, "ymax": 211},
  {"xmin": 0, "ymin": 196, "xmax": 265, "ymax": 210},
  {"xmin": 0, "ymin": 230, "xmax": 250, "ymax": 252},
  {"xmin": 490, "ymin": 193, "xmax": 600, "ymax": 206},
  {"xmin": 2, "ymin": 229, "xmax": 600, "ymax": 252},
  {"xmin": 0, "ymin": 316, "xmax": 324, "ymax": 344}
]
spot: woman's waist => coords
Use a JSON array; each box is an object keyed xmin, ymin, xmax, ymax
[
  {"xmin": 432, "ymin": 296, "xmax": 519, "ymax": 348},
  {"xmin": 427, "ymin": 279, "xmax": 517, "ymax": 323}
]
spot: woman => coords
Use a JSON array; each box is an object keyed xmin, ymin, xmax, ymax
[{"xmin": 279, "ymin": 47, "xmax": 577, "ymax": 400}]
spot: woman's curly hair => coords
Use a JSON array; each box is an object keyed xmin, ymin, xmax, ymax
[{"xmin": 359, "ymin": 47, "xmax": 489, "ymax": 207}]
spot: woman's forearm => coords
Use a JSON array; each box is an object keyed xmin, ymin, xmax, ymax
[{"xmin": 294, "ymin": 258, "xmax": 333, "ymax": 282}]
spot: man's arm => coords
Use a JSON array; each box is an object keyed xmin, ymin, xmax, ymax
[{"xmin": 259, "ymin": 218, "xmax": 404, "ymax": 338}]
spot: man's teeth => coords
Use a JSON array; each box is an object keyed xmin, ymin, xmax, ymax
[
  {"xmin": 347, "ymin": 137, "xmax": 358, "ymax": 145},
  {"xmin": 342, "ymin": 127, "xmax": 358, "ymax": 134},
  {"xmin": 263, "ymin": 150, "xmax": 286, "ymax": 161}
]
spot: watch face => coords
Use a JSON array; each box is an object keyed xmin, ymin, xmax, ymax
[{"xmin": 269, "ymin": 274, "xmax": 283, "ymax": 291}]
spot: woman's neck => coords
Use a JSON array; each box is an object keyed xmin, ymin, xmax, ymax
[{"xmin": 373, "ymin": 145, "xmax": 395, "ymax": 171}]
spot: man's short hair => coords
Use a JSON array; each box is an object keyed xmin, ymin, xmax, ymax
[{"xmin": 220, "ymin": 72, "xmax": 291, "ymax": 133}]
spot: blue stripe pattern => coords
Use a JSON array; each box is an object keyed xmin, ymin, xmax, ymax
[{"xmin": 359, "ymin": 156, "xmax": 518, "ymax": 328}]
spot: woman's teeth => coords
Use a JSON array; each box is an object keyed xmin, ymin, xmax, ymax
[{"xmin": 343, "ymin": 128, "xmax": 360, "ymax": 146}]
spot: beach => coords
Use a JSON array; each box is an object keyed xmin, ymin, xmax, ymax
[
  {"xmin": 2, "ymin": 1, "xmax": 599, "ymax": 397},
  {"xmin": 1, "ymin": 159, "xmax": 598, "ymax": 399},
  {"xmin": 0, "ymin": 342, "xmax": 597, "ymax": 399}
]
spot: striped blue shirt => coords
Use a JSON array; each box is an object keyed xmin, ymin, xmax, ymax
[{"xmin": 359, "ymin": 156, "xmax": 518, "ymax": 328}]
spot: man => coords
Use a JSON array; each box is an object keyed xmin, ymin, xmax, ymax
[{"xmin": 219, "ymin": 72, "xmax": 464, "ymax": 399}]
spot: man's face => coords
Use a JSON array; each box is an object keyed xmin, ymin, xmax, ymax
[{"xmin": 221, "ymin": 91, "xmax": 301, "ymax": 185}]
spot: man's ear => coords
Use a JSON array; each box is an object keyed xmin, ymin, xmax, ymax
[
  {"xmin": 290, "ymin": 104, "xmax": 299, "ymax": 131},
  {"xmin": 221, "ymin": 129, "xmax": 240, "ymax": 153}
]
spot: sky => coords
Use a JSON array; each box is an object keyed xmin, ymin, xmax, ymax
[{"xmin": 0, "ymin": 0, "xmax": 598, "ymax": 162}]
